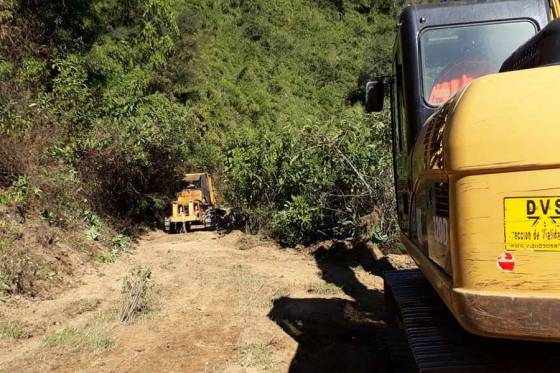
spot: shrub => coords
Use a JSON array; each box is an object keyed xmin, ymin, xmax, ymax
[
  {"xmin": 271, "ymin": 196, "xmax": 319, "ymax": 247},
  {"xmin": 225, "ymin": 110, "xmax": 397, "ymax": 246}
]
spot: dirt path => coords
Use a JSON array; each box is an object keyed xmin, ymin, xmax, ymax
[{"xmin": 0, "ymin": 230, "xmax": 410, "ymax": 372}]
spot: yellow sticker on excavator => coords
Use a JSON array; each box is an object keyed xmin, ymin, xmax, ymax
[{"xmin": 504, "ymin": 197, "xmax": 560, "ymax": 251}]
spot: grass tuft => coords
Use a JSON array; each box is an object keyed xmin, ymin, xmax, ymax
[
  {"xmin": 306, "ymin": 281, "xmax": 341, "ymax": 295},
  {"xmin": 91, "ymin": 308, "xmax": 119, "ymax": 323},
  {"xmin": 1, "ymin": 321, "xmax": 28, "ymax": 339},
  {"xmin": 63, "ymin": 299, "xmax": 100, "ymax": 317},
  {"xmin": 42, "ymin": 327, "xmax": 115, "ymax": 350}
]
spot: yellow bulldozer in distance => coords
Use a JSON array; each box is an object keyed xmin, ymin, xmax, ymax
[{"xmin": 164, "ymin": 173, "xmax": 221, "ymax": 233}]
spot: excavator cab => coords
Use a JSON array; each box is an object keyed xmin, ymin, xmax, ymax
[
  {"xmin": 367, "ymin": 1, "xmax": 549, "ymax": 234},
  {"xmin": 365, "ymin": 0, "xmax": 560, "ymax": 344}
]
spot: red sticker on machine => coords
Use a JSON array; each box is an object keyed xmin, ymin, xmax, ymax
[{"xmin": 497, "ymin": 252, "xmax": 515, "ymax": 272}]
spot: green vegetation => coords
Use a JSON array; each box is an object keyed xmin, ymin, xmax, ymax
[
  {"xmin": 42, "ymin": 327, "xmax": 116, "ymax": 350},
  {"xmin": 0, "ymin": 0, "xmax": 426, "ymax": 297},
  {"xmin": 187, "ymin": 0, "xmax": 399, "ymax": 245},
  {"xmin": 1, "ymin": 320, "xmax": 29, "ymax": 339}
]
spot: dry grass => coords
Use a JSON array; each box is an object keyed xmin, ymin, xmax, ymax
[
  {"xmin": 42, "ymin": 327, "xmax": 115, "ymax": 351},
  {"xmin": 236, "ymin": 340, "xmax": 275, "ymax": 370},
  {"xmin": 63, "ymin": 299, "xmax": 100, "ymax": 317},
  {"xmin": 266, "ymin": 286, "xmax": 291, "ymax": 307},
  {"xmin": 0, "ymin": 240, "xmax": 40, "ymax": 296},
  {"xmin": 1, "ymin": 320, "xmax": 29, "ymax": 339},
  {"xmin": 306, "ymin": 281, "xmax": 341, "ymax": 295},
  {"xmin": 219, "ymin": 264, "xmax": 270, "ymax": 315},
  {"xmin": 236, "ymin": 233, "xmax": 272, "ymax": 251},
  {"xmin": 90, "ymin": 308, "xmax": 119, "ymax": 324},
  {"xmin": 43, "ymin": 303, "xmax": 119, "ymax": 351}
]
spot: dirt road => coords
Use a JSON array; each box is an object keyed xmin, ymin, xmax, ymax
[{"xmin": 0, "ymin": 230, "xmax": 411, "ymax": 372}]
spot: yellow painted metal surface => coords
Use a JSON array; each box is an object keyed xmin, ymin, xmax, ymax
[
  {"xmin": 451, "ymin": 169, "xmax": 560, "ymax": 294},
  {"xmin": 409, "ymin": 65, "xmax": 560, "ymax": 340},
  {"xmin": 446, "ymin": 66, "xmax": 560, "ymax": 172},
  {"xmin": 168, "ymin": 173, "xmax": 216, "ymax": 225},
  {"xmin": 552, "ymin": 0, "xmax": 560, "ymax": 19}
]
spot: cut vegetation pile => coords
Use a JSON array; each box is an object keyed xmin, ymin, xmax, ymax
[{"xmin": 119, "ymin": 266, "xmax": 154, "ymax": 323}]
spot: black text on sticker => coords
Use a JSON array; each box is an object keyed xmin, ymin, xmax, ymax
[
  {"xmin": 526, "ymin": 198, "xmax": 560, "ymax": 225},
  {"xmin": 526, "ymin": 199, "xmax": 560, "ymax": 216}
]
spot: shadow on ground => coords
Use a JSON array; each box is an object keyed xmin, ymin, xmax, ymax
[{"xmin": 268, "ymin": 242, "xmax": 395, "ymax": 373}]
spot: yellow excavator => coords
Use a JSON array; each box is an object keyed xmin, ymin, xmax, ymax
[{"xmin": 367, "ymin": 0, "xmax": 560, "ymax": 370}]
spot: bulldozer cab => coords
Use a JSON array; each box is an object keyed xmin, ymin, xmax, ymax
[
  {"xmin": 366, "ymin": 0, "xmax": 550, "ymax": 234},
  {"xmin": 179, "ymin": 173, "xmax": 215, "ymax": 206}
]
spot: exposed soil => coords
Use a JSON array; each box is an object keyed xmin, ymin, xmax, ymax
[{"xmin": 0, "ymin": 230, "xmax": 415, "ymax": 372}]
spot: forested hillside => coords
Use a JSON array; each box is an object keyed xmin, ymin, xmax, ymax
[{"xmin": 0, "ymin": 0, "xmax": 415, "ymax": 297}]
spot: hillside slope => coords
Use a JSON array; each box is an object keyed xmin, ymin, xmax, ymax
[
  {"xmin": 0, "ymin": 0, "xmax": 405, "ymax": 298},
  {"xmin": 172, "ymin": 0, "xmax": 398, "ymax": 244}
]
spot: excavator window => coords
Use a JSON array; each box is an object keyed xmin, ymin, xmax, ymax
[{"xmin": 420, "ymin": 21, "xmax": 537, "ymax": 106}]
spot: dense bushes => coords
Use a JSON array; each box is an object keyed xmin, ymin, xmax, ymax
[
  {"xmin": 1, "ymin": 0, "xmax": 196, "ymax": 224},
  {"xmin": 0, "ymin": 0, "xmax": 191, "ymax": 296},
  {"xmin": 225, "ymin": 110, "xmax": 396, "ymax": 246},
  {"xmin": 194, "ymin": 0, "xmax": 398, "ymax": 245},
  {"xmin": 0, "ymin": 0, "xmax": 416, "ymax": 261}
]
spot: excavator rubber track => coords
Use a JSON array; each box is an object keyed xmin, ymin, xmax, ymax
[{"xmin": 384, "ymin": 269, "xmax": 560, "ymax": 373}]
